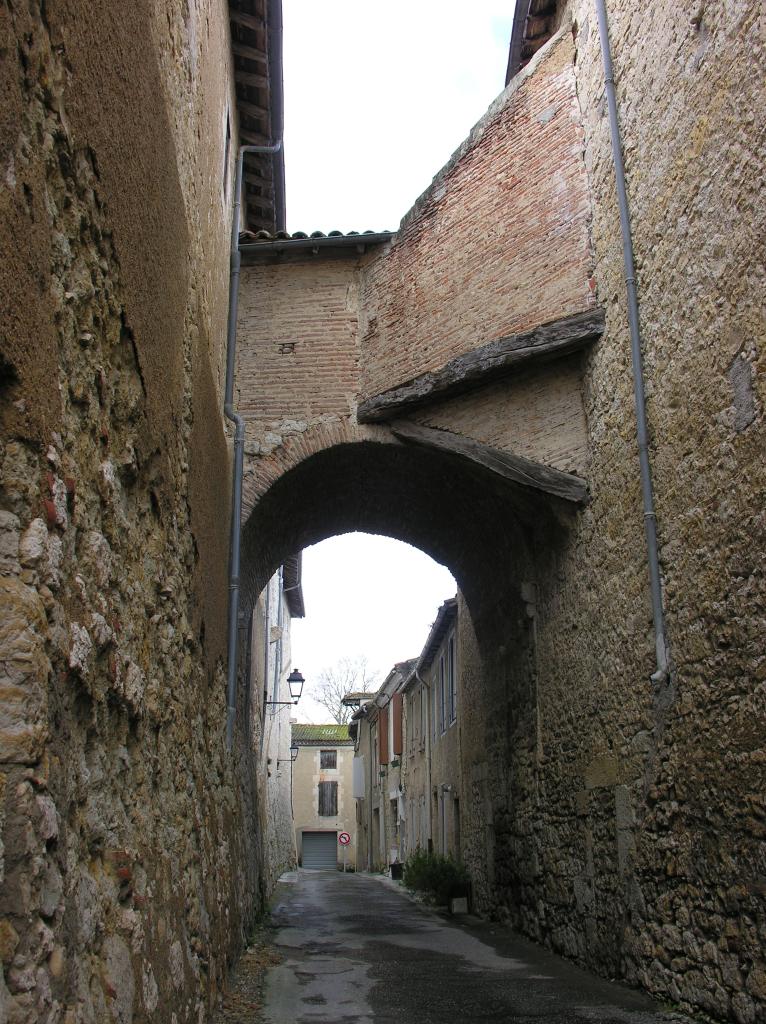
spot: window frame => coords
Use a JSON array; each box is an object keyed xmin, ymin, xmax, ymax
[
  {"xmin": 447, "ymin": 632, "xmax": 457, "ymax": 725},
  {"xmin": 320, "ymin": 749, "xmax": 337, "ymax": 770},
  {"xmin": 317, "ymin": 780, "xmax": 338, "ymax": 817}
]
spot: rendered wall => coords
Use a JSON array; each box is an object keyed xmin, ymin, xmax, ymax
[
  {"xmin": 0, "ymin": 2, "xmax": 265, "ymax": 1022},
  {"xmin": 249, "ymin": 574, "xmax": 298, "ymax": 897},
  {"xmin": 292, "ymin": 744, "xmax": 356, "ymax": 868}
]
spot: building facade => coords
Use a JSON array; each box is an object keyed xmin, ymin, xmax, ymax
[
  {"xmin": 248, "ymin": 556, "xmax": 304, "ymax": 892},
  {"xmin": 291, "ymin": 724, "xmax": 356, "ymax": 870},
  {"xmin": 351, "ymin": 661, "xmax": 413, "ymax": 872},
  {"xmin": 416, "ymin": 599, "xmax": 461, "ymax": 861}
]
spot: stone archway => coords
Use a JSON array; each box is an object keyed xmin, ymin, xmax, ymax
[{"xmin": 238, "ymin": 428, "xmax": 582, "ymax": 916}]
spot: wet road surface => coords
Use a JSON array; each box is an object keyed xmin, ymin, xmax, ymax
[{"xmin": 261, "ymin": 870, "xmax": 694, "ymax": 1024}]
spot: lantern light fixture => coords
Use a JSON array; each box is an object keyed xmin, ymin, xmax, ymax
[{"xmin": 265, "ymin": 668, "xmax": 305, "ymax": 709}]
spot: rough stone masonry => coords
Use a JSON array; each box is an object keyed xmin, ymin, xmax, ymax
[{"xmin": 0, "ymin": 2, "xmax": 270, "ymax": 1022}]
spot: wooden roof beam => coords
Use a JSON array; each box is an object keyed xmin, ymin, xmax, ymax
[
  {"xmin": 391, "ymin": 421, "xmax": 589, "ymax": 505},
  {"xmin": 243, "ymin": 172, "xmax": 273, "ymax": 189},
  {"xmin": 238, "ymin": 99, "xmax": 271, "ymax": 121},
  {"xmin": 234, "ymin": 69, "xmax": 269, "ymax": 88},
  {"xmin": 245, "ymin": 192, "xmax": 274, "ymax": 210},
  {"xmin": 357, "ymin": 309, "xmax": 605, "ymax": 424},
  {"xmin": 231, "ymin": 41, "xmax": 267, "ymax": 66},
  {"xmin": 239, "ymin": 129, "xmax": 272, "ymax": 146},
  {"xmin": 229, "ymin": 9, "xmax": 265, "ymax": 32}
]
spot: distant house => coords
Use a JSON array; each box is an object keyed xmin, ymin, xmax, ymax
[
  {"xmin": 291, "ymin": 723, "xmax": 355, "ymax": 870},
  {"xmin": 416, "ymin": 598, "xmax": 460, "ymax": 859},
  {"xmin": 350, "ymin": 661, "xmax": 415, "ymax": 872},
  {"xmin": 352, "ymin": 597, "xmax": 461, "ymax": 874}
]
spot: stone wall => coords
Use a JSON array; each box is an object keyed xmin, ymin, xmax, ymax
[
  {"xmin": 553, "ymin": 1, "xmax": 765, "ymax": 1017},
  {"xmin": 455, "ymin": 6, "xmax": 766, "ymax": 1022},
  {"xmin": 0, "ymin": 2, "xmax": 269, "ymax": 1022}
]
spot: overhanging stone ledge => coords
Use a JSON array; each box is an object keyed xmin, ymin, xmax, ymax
[{"xmin": 357, "ymin": 308, "xmax": 605, "ymax": 424}]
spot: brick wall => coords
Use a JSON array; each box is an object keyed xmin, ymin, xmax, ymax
[
  {"xmin": 358, "ymin": 30, "xmax": 595, "ymax": 400},
  {"xmin": 237, "ymin": 260, "xmax": 363, "ymax": 426}
]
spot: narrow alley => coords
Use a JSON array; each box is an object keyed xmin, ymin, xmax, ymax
[
  {"xmin": 1, "ymin": 2, "xmax": 764, "ymax": 1023},
  {"xmin": 260, "ymin": 871, "xmax": 692, "ymax": 1024}
]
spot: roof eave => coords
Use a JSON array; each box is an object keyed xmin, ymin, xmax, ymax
[
  {"xmin": 417, "ymin": 598, "xmax": 458, "ymax": 674},
  {"xmin": 229, "ymin": 0, "xmax": 285, "ymax": 232}
]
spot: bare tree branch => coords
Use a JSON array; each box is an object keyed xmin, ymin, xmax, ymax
[{"xmin": 311, "ymin": 656, "xmax": 378, "ymax": 724}]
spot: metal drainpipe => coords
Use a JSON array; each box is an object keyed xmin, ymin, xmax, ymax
[
  {"xmin": 594, "ymin": 0, "xmax": 669, "ymax": 686},
  {"xmin": 225, "ymin": 141, "xmax": 282, "ymax": 751}
]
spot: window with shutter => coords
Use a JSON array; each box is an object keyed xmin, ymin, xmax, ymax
[
  {"xmin": 439, "ymin": 655, "xmax": 446, "ymax": 734},
  {"xmin": 320, "ymin": 749, "xmax": 337, "ymax": 769},
  {"xmin": 392, "ymin": 692, "xmax": 403, "ymax": 755},
  {"xmin": 448, "ymin": 633, "xmax": 457, "ymax": 724},
  {"xmin": 318, "ymin": 781, "xmax": 338, "ymax": 816}
]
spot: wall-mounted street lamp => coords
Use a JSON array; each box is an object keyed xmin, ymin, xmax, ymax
[
  {"xmin": 277, "ymin": 744, "xmax": 299, "ymax": 767},
  {"xmin": 265, "ymin": 668, "xmax": 305, "ymax": 708}
]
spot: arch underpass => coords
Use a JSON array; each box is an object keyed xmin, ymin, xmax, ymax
[
  {"xmin": 240, "ymin": 432, "xmax": 573, "ymax": 635},
  {"xmin": 236, "ymin": 423, "xmax": 581, "ymax": 930}
]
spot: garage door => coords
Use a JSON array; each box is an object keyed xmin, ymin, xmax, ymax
[{"xmin": 301, "ymin": 831, "xmax": 337, "ymax": 870}]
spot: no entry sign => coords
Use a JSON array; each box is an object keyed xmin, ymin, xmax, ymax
[{"xmin": 338, "ymin": 832, "xmax": 351, "ymax": 846}]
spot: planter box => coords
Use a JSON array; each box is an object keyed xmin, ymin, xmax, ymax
[{"xmin": 449, "ymin": 896, "xmax": 469, "ymax": 915}]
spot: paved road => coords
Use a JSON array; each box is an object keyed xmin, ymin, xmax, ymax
[{"xmin": 262, "ymin": 870, "xmax": 693, "ymax": 1024}]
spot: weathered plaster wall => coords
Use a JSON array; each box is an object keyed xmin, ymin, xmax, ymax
[
  {"xmin": 248, "ymin": 573, "xmax": 297, "ymax": 898},
  {"xmin": 0, "ymin": 3, "xmax": 266, "ymax": 1023}
]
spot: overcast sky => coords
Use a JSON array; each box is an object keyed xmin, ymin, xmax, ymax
[
  {"xmin": 282, "ymin": 0, "xmax": 515, "ymax": 234},
  {"xmin": 282, "ymin": 2, "xmax": 515, "ymax": 723}
]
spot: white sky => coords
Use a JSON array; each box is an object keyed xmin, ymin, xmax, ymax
[
  {"xmin": 282, "ymin": 3, "xmax": 516, "ymax": 722},
  {"xmin": 291, "ymin": 535, "xmax": 456, "ymax": 723},
  {"xmin": 282, "ymin": 0, "xmax": 516, "ymax": 234}
]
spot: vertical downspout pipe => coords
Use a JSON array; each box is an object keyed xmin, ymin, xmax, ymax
[
  {"xmin": 225, "ymin": 141, "xmax": 282, "ymax": 751},
  {"xmin": 594, "ymin": 0, "xmax": 669, "ymax": 685}
]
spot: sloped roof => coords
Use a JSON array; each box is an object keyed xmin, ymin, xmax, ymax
[
  {"xmin": 418, "ymin": 598, "xmax": 458, "ymax": 673},
  {"xmin": 239, "ymin": 228, "xmax": 394, "ymax": 262},
  {"xmin": 291, "ymin": 723, "xmax": 353, "ymax": 746},
  {"xmin": 506, "ymin": 0, "xmax": 560, "ymax": 84},
  {"xmin": 341, "ymin": 691, "xmax": 377, "ymax": 707}
]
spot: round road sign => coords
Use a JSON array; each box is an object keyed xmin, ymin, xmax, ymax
[{"xmin": 338, "ymin": 832, "xmax": 351, "ymax": 846}]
